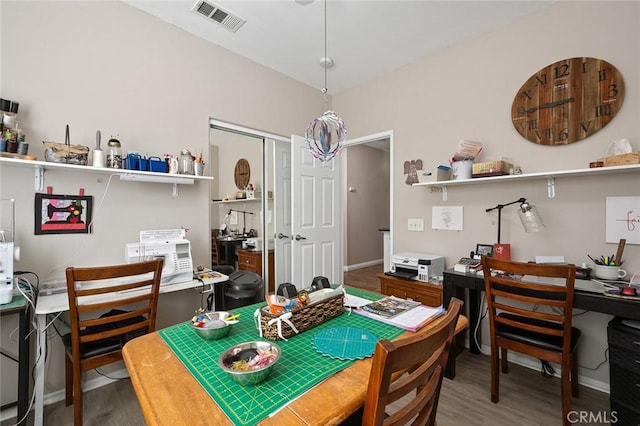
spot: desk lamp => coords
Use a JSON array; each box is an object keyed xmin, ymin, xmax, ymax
[
  {"xmin": 485, "ymin": 197, "xmax": 545, "ymax": 260},
  {"xmin": 227, "ymin": 209, "xmax": 254, "ymax": 236}
]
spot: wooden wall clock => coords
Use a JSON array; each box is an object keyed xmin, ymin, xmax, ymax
[
  {"xmin": 234, "ymin": 158, "xmax": 250, "ymax": 190},
  {"xmin": 511, "ymin": 57, "xmax": 625, "ymax": 145}
]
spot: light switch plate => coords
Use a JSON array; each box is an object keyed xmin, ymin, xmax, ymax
[{"xmin": 408, "ymin": 218, "xmax": 424, "ymax": 232}]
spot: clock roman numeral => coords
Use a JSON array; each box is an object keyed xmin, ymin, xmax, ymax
[
  {"xmin": 595, "ymin": 104, "xmax": 612, "ymax": 117},
  {"xmin": 598, "ymin": 69, "xmax": 608, "ymax": 81},
  {"xmin": 525, "ymin": 119, "xmax": 537, "ymax": 130},
  {"xmin": 580, "ymin": 121, "xmax": 592, "ymax": 133},
  {"xmin": 535, "ymin": 74, "xmax": 547, "ymax": 86},
  {"xmin": 521, "ymin": 89, "xmax": 533, "ymax": 100}
]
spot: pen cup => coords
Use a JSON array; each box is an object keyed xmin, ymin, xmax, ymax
[{"xmin": 594, "ymin": 265, "xmax": 627, "ymax": 280}]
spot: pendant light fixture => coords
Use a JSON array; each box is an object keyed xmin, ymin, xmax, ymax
[{"xmin": 304, "ymin": 0, "xmax": 347, "ymax": 162}]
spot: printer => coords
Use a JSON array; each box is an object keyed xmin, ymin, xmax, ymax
[
  {"xmin": 389, "ymin": 252, "xmax": 445, "ymax": 282},
  {"xmin": 242, "ymin": 238, "xmax": 274, "ymax": 251}
]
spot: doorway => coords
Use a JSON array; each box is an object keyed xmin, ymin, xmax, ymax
[
  {"xmin": 209, "ymin": 121, "xmax": 290, "ymax": 294},
  {"xmin": 342, "ymin": 131, "xmax": 393, "ymax": 274}
]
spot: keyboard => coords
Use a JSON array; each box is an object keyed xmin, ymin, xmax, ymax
[{"xmin": 458, "ymin": 257, "xmax": 481, "ymax": 268}]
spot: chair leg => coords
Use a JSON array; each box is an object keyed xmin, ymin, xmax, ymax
[
  {"xmin": 500, "ymin": 348, "xmax": 509, "ymax": 373},
  {"xmin": 571, "ymin": 351, "xmax": 579, "ymax": 398},
  {"xmin": 73, "ymin": 365, "xmax": 83, "ymax": 426},
  {"xmin": 491, "ymin": 343, "xmax": 500, "ymax": 403},
  {"xmin": 561, "ymin": 358, "xmax": 572, "ymax": 426},
  {"xmin": 64, "ymin": 353, "xmax": 73, "ymax": 406}
]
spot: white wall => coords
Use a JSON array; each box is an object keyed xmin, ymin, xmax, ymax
[
  {"xmin": 334, "ymin": 1, "xmax": 639, "ymax": 390},
  {"xmin": 0, "ymin": 0, "xmax": 325, "ymax": 403},
  {"xmin": 2, "ymin": 0, "xmax": 638, "ymax": 406}
]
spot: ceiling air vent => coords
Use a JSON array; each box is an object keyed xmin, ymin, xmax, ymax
[{"xmin": 192, "ymin": 1, "xmax": 246, "ymax": 33}]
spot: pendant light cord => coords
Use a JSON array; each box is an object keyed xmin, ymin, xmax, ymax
[{"xmin": 323, "ymin": 0, "xmax": 327, "ymax": 94}]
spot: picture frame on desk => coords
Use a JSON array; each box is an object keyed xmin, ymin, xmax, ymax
[{"xmin": 475, "ymin": 243, "xmax": 493, "ymax": 257}]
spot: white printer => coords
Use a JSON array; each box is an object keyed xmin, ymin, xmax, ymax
[
  {"xmin": 390, "ymin": 252, "xmax": 445, "ymax": 282},
  {"xmin": 242, "ymin": 238, "xmax": 275, "ymax": 251}
]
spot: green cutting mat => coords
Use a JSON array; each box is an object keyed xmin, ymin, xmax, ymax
[{"xmin": 158, "ymin": 287, "xmax": 404, "ymax": 426}]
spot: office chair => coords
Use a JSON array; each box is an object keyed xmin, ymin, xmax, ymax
[
  {"xmin": 355, "ymin": 297, "xmax": 463, "ymax": 426},
  {"xmin": 481, "ymin": 257, "xmax": 580, "ymax": 426},
  {"xmin": 63, "ymin": 259, "xmax": 163, "ymax": 426}
]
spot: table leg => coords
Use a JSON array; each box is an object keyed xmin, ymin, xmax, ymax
[
  {"xmin": 17, "ymin": 305, "xmax": 30, "ymax": 424},
  {"xmin": 34, "ymin": 314, "xmax": 46, "ymax": 426}
]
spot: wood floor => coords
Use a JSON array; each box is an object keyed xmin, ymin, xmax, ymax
[{"xmin": 7, "ymin": 264, "xmax": 611, "ymax": 425}]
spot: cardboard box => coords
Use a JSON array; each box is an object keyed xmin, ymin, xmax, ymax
[
  {"xmin": 472, "ymin": 160, "xmax": 513, "ymax": 178},
  {"xmin": 596, "ymin": 152, "xmax": 640, "ymax": 167}
]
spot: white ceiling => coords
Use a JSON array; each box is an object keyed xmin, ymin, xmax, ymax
[{"xmin": 123, "ymin": 0, "xmax": 552, "ymax": 95}]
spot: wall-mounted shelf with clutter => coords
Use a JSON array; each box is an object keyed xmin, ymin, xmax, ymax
[
  {"xmin": 0, "ymin": 156, "xmax": 213, "ymax": 197},
  {"xmin": 414, "ymin": 163, "xmax": 640, "ymax": 201}
]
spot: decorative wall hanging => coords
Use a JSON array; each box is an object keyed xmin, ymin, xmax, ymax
[
  {"xmin": 511, "ymin": 57, "xmax": 625, "ymax": 145},
  {"xmin": 432, "ymin": 206, "xmax": 463, "ymax": 231},
  {"xmin": 606, "ymin": 196, "xmax": 640, "ymax": 244},
  {"xmin": 34, "ymin": 193, "xmax": 93, "ymax": 235},
  {"xmin": 403, "ymin": 159, "xmax": 423, "ymax": 185}
]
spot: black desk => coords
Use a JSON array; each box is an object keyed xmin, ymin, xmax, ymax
[
  {"xmin": 0, "ymin": 295, "xmax": 31, "ymax": 424},
  {"xmin": 443, "ymin": 270, "xmax": 640, "ymax": 376}
]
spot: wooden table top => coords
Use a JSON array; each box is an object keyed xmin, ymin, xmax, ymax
[{"xmin": 122, "ymin": 314, "xmax": 468, "ymax": 426}]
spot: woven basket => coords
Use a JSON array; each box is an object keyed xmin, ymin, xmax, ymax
[{"xmin": 258, "ymin": 292, "xmax": 344, "ymax": 340}]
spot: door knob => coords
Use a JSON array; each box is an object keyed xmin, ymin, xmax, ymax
[
  {"xmin": 277, "ymin": 233, "xmax": 290, "ymax": 239},
  {"xmin": 295, "ymin": 234, "xmax": 307, "ymax": 241}
]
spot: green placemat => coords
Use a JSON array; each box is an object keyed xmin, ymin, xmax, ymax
[{"xmin": 158, "ymin": 287, "xmax": 403, "ymax": 426}]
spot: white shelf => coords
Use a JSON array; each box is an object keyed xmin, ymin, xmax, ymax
[
  {"xmin": 211, "ymin": 198, "xmax": 262, "ymax": 204},
  {"xmin": 413, "ymin": 163, "xmax": 640, "ymax": 200},
  {"xmin": 0, "ymin": 156, "xmax": 213, "ymax": 196}
]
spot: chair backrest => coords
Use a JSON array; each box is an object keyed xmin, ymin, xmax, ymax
[
  {"xmin": 481, "ymin": 257, "xmax": 576, "ymax": 355},
  {"xmin": 362, "ymin": 298, "xmax": 463, "ymax": 426},
  {"xmin": 211, "ymin": 229, "xmax": 221, "ymax": 265},
  {"xmin": 65, "ymin": 259, "xmax": 164, "ymax": 355}
]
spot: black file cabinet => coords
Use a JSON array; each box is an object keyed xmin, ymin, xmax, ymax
[{"xmin": 608, "ymin": 317, "xmax": 640, "ymax": 425}]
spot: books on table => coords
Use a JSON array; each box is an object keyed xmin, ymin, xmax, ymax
[{"xmin": 354, "ymin": 295, "xmax": 445, "ymax": 332}]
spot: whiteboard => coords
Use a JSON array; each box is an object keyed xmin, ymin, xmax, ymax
[{"xmin": 606, "ymin": 196, "xmax": 640, "ymax": 244}]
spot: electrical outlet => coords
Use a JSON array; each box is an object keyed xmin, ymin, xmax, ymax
[{"xmin": 408, "ymin": 218, "xmax": 424, "ymax": 232}]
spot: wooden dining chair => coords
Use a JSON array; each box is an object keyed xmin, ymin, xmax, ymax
[
  {"xmin": 63, "ymin": 259, "xmax": 163, "ymax": 426},
  {"xmin": 481, "ymin": 257, "xmax": 580, "ymax": 426},
  {"xmin": 211, "ymin": 229, "xmax": 222, "ymax": 265},
  {"xmin": 360, "ymin": 297, "xmax": 463, "ymax": 426}
]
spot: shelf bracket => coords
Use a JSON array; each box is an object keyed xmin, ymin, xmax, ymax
[
  {"xmin": 429, "ymin": 185, "xmax": 448, "ymax": 201},
  {"xmin": 34, "ymin": 166, "xmax": 44, "ymax": 191},
  {"xmin": 172, "ymin": 183, "xmax": 178, "ymax": 198},
  {"xmin": 546, "ymin": 177, "xmax": 555, "ymax": 198}
]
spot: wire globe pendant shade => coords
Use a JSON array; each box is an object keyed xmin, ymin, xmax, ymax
[
  {"xmin": 305, "ymin": 110, "xmax": 346, "ymax": 161},
  {"xmin": 304, "ymin": 0, "xmax": 346, "ymax": 162}
]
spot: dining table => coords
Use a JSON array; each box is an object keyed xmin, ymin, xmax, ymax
[{"xmin": 122, "ymin": 288, "xmax": 468, "ymax": 425}]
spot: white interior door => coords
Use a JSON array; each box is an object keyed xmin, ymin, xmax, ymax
[
  {"xmin": 273, "ymin": 140, "xmax": 292, "ymax": 285},
  {"xmin": 291, "ymin": 135, "xmax": 342, "ymax": 289}
]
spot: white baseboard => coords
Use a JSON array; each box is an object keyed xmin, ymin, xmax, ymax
[
  {"xmin": 466, "ymin": 339, "xmax": 610, "ymax": 394},
  {"xmin": 344, "ymin": 259, "xmax": 383, "ymax": 272},
  {"xmin": 0, "ymin": 367, "xmax": 132, "ymax": 422},
  {"xmin": 43, "ymin": 367, "xmax": 131, "ymax": 406}
]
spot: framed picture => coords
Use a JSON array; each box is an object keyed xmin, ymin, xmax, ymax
[
  {"xmin": 34, "ymin": 193, "xmax": 93, "ymax": 235},
  {"xmin": 476, "ymin": 243, "xmax": 494, "ymax": 257}
]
